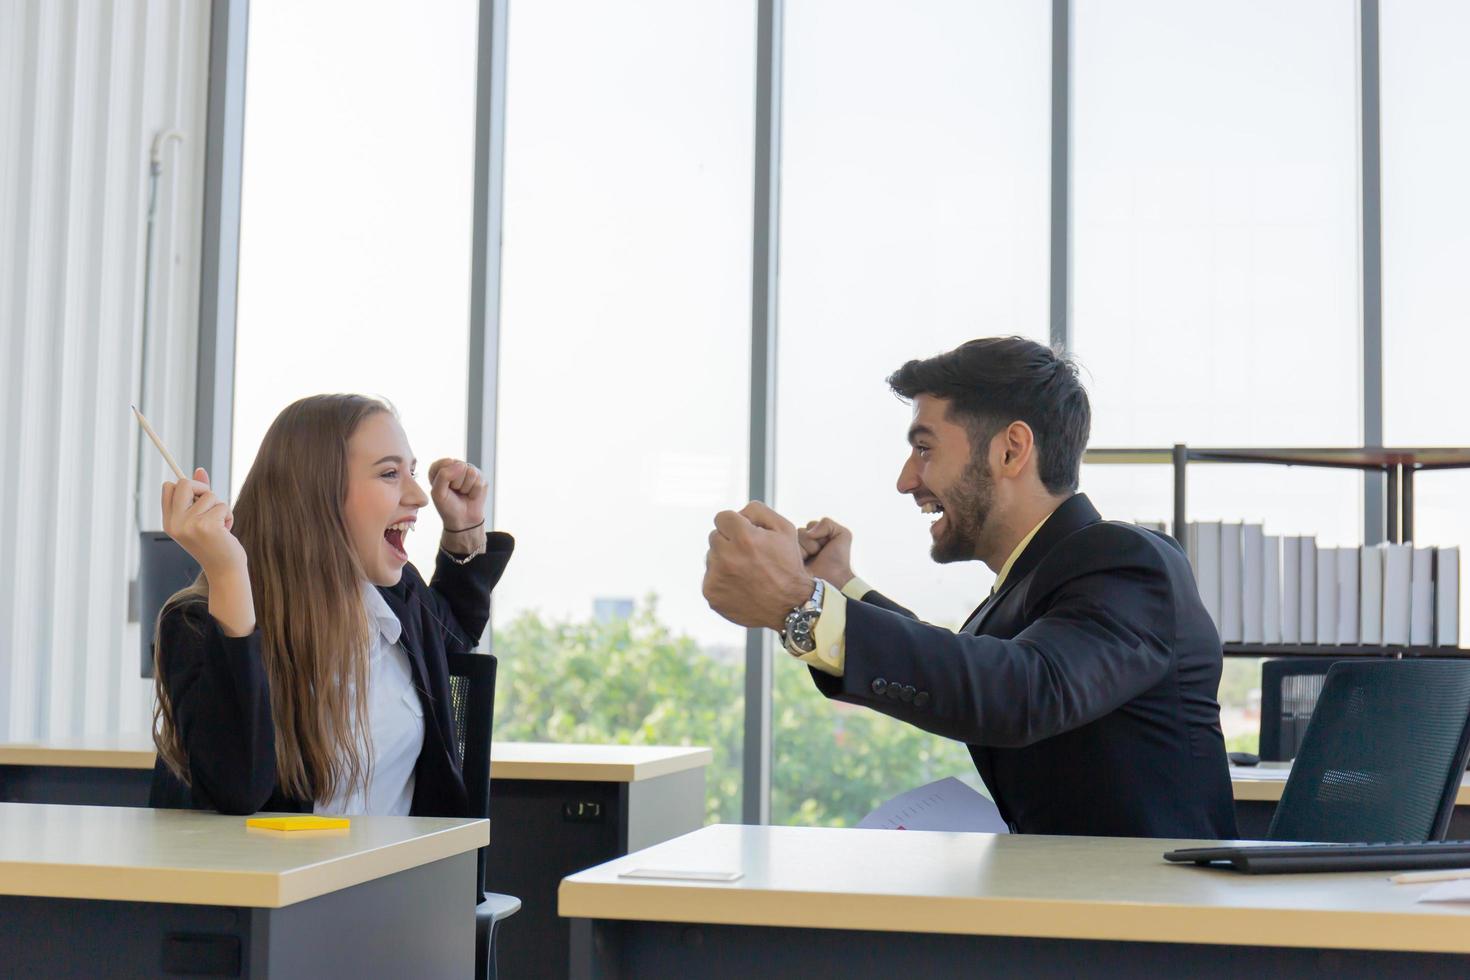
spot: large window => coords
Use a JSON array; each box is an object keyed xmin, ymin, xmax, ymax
[
  {"xmin": 772, "ymin": 0, "xmax": 1051, "ymax": 825},
  {"xmin": 1072, "ymin": 0, "xmax": 1359, "ymax": 446},
  {"xmin": 489, "ymin": 0, "xmax": 755, "ymax": 823},
  {"xmin": 1072, "ymin": 0, "xmax": 1363, "ymax": 750},
  {"xmin": 1382, "ymin": 0, "xmax": 1470, "ymax": 444},
  {"xmin": 1382, "ymin": 1, "xmax": 1470, "ymax": 645},
  {"xmin": 214, "ymin": 1, "xmax": 1468, "ymax": 823},
  {"xmin": 233, "ymin": 0, "xmax": 478, "ymax": 576}
]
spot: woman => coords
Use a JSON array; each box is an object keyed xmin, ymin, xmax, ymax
[{"xmin": 150, "ymin": 394, "xmax": 513, "ymax": 816}]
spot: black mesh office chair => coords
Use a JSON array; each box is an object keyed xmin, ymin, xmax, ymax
[
  {"xmin": 1267, "ymin": 660, "xmax": 1470, "ymax": 843},
  {"xmin": 1259, "ymin": 658, "xmax": 1342, "ymax": 762},
  {"xmin": 446, "ymin": 652, "xmax": 521, "ymax": 980}
]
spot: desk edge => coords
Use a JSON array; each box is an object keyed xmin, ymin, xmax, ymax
[
  {"xmin": 556, "ymin": 879, "xmax": 1470, "ymax": 954},
  {"xmin": 0, "ymin": 819, "xmax": 488, "ymax": 909}
]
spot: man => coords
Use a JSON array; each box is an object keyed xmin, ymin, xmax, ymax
[{"xmin": 702, "ymin": 337, "xmax": 1237, "ymax": 839}]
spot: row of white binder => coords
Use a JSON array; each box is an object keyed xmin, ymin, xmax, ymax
[{"xmin": 1181, "ymin": 522, "xmax": 1460, "ymax": 647}]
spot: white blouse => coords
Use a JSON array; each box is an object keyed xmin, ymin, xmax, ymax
[{"xmin": 314, "ymin": 584, "xmax": 426, "ymax": 816}]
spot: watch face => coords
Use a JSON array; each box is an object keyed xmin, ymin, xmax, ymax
[{"xmin": 785, "ymin": 613, "xmax": 818, "ymax": 654}]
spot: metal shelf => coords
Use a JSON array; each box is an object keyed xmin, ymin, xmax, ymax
[
  {"xmin": 1084, "ymin": 444, "xmax": 1470, "ymax": 544},
  {"xmin": 1086, "ymin": 447, "xmax": 1470, "ymax": 470}
]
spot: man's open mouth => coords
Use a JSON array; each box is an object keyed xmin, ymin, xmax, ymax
[{"xmin": 919, "ymin": 500, "xmax": 945, "ymax": 536}]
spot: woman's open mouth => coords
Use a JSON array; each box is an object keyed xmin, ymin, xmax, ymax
[{"xmin": 384, "ymin": 521, "xmax": 414, "ymax": 562}]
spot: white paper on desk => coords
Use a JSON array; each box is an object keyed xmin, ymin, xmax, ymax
[
  {"xmin": 619, "ymin": 868, "xmax": 744, "ymax": 882},
  {"xmin": 1416, "ymin": 878, "xmax": 1470, "ymax": 904},
  {"xmin": 856, "ymin": 777, "xmax": 1009, "ymax": 834}
]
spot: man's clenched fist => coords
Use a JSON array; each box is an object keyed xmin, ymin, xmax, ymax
[
  {"xmin": 703, "ymin": 502, "xmax": 813, "ymax": 631},
  {"xmin": 798, "ymin": 517, "xmax": 856, "ymax": 589}
]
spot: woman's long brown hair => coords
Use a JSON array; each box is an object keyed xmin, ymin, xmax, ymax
[{"xmin": 153, "ymin": 394, "xmax": 391, "ymax": 804}]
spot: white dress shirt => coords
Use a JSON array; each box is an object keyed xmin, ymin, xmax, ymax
[{"xmin": 315, "ymin": 583, "xmax": 426, "ymax": 816}]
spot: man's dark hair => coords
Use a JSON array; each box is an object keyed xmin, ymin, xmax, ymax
[{"xmin": 887, "ymin": 336, "xmax": 1090, "ymax": 495}]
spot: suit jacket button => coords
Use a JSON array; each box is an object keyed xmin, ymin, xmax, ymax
[
  {"xmin": 888, "ymin": 684, "xmax": 902, "ymax": 700},
  {"xmin": 914, "ymin": 691, "xmax": 930, "ymax": 709},
  {"xmin": 900, "ymin": 685, "xmax": 915, "ymax": 702},
  {"xmin": 870, "ymin": 678, "xmax": 887, "ymax": 696}
]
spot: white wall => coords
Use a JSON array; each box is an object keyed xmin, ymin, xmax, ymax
[{"xmin": 0, "ymin": 0, "xmax": 210, "ymax": 740}]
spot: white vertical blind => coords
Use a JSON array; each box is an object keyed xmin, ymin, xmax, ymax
[{"xmin": 0, "ymin": 0, "xmax": 210, "ymax": 740}]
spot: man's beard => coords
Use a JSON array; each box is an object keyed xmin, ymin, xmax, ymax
[{"xmin": 930, "ymin": 456, "xmax": 994, "ymax": 564}]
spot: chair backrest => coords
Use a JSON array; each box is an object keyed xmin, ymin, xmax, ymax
[
  {"xmin": 138, "ymin": 532, "xmax": 201, "ymax": 679},
  {"xmin": 1259, "ymin": 658, "xmax": 1341, "ymax": 761},
  {"xmin": 446, "ymin": 651, "xmax": 498, "ymax": 902},
  {"xmin": 1268, "ymin": 660, "xmax": 1470, "ymax": 843}
]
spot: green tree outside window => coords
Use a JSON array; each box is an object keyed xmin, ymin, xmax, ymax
[{"xmin": 493, "ymin": 597, "xmax": 978, "ymax": 825}]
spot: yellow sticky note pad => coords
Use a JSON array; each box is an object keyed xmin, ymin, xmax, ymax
[{"xmin": 246, "ymin": 815, "xmax": 350, "ymax": 832}]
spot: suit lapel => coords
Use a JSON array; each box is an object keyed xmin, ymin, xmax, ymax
[
  {"xmin": 965, "ymin": 581, "xmax": 1014, "ymax": 635},
  {"xmin": 378, "ymin": 583, "xmax": 429, "ymax": 690},
  {"xmin": 962, "ymin": 493, "xmax": 1103, "ymax": 635},
  {"xmin": 378, "ymin": 581, "xmax": 457, "ymax": 773},
  {"xmin": 961, "ymin": 596, "xmax": 991, "ymax": 634}
]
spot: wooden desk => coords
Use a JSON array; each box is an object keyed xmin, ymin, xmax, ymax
[
  {"xmin": 0, "ymin": 737, "xmax": 710, "ymax": 979},
  {"xmin": 0, "ymin": 734, "xmax": 159, "ymax": 807},
  {"xmin": 0, "ymin": 802, "xmax": 485, "ymax": 977},
  {"xmin": 1231, "ymin": 766, "xmax": 1470, "ymax": 838},
  {"xmin": 560, "ymin": 824, "xmax": 1470, "ymax": 978}
]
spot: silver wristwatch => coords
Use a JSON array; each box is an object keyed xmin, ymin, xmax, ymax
[{"xmin": 780, "ymin": 579, "xmax": 825, "ymax": 656}]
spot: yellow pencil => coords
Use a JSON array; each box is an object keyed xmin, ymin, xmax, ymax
[{"xmin": 131, "ymin": 404, "xmax": 187, "ymax": 481}]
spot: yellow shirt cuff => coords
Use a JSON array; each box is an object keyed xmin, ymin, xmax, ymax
[
  {"xmin": 793, "ymin": 580, "xmax": 846, "ymax": 676},
  {"xmin": 840, "ymin": 576, "xmax": 872, "ymax": 601}
]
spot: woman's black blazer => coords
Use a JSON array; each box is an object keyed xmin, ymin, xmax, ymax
[{"xmin": 149, "ymin": 533, "xmax": 514, "ymax": 816}]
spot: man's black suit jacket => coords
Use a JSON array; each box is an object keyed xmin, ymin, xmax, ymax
[{"xmin": 810, "ymin": 493, "xmax": 1237, "ymax": 839}]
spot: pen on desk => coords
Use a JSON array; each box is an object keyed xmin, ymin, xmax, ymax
[
  {"xmin": 1388, "ymin": 867, "xmax": 1470, "ymax": 884},
  {"xmin": 131, "ymin": 404, "xmax": 187, "ymax": 481}
]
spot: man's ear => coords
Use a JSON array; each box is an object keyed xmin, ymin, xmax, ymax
[{"xmin": 998, "ymin": 422, "xmax": 1035, "ymax": 477}]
